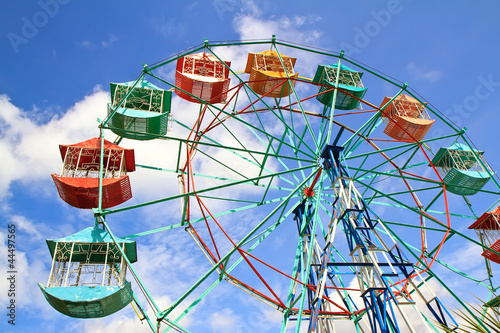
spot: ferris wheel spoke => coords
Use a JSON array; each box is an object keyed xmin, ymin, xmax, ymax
[
  {"xmin": 352, "ymin": 166, "xmax": 441, "ymax": 190},
  {"xmin": 179, "ymin": 114, "xmax": 318, "ymax": 190},
  {"xmin": 269, "ymin": 44, "xmax": 322, "ymax": 151},
  {"xmin": 201, "ymin": 109, "xmax": 317, "ymax": 167},
  {"xmin": 163, "ymin": 196, "xmax": 303, "ymax": 333},
  {"xmin": 121, "ymin": 191, "xmax": 299, "ymax": 244},
  {"xmin": 185, "ymin": 176, "xmax": 345, "ymax": 314},
  {"xmin": 347, "ymin": 144, "xmax": 424, "ymax": 180},
  {"xmin": 354, "ymin": 178, "xmax": 446, "ymax": 225},
  {"xmin": 230, "ymin": 111, "xmax": 323, "ymax": 189},
  {"xmin": 101, "ymin": 163, "xmax": 315, "ymax": 220},
  {"xmin": 157, "ymin": 168, "xmax": 316, "ymax": 317},
  {"xmin": 174, "ymin": 95, "xmax": 319, "ymax": 165},
  {"xmin": 230, "ymin": 91, "xmax": 320, "ymax": 159},
  {"xmin": 341, "ymin": 116, "xmax": 383, "ymax": 158}
]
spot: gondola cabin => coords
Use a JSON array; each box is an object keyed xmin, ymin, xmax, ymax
[
  {"xmin": 485, "ymin": 296, "xmax": 500, "ymax": 308},
  {"xmin": 379, "ymin": 94, "xmax": 435, "ymax": 142},
  {"xmin": 469, "ymin": 205, "xmax": 500, "ymax": 264},
  {"xmin": 175, "ymin": 52, "xmax": 231, "ymax": 104},
  {"xmin": 51, "ymin": 138, "xmax": 135, "ymax": 209},
  {"xmin": 313, "ymin": 63, "xmax": 367, "ymax": 110},
  {"xmin": 38, "ymin": 227, "xmax": 137, "ymax": 318},
  {"xmin": 244, "ymin": 50, "xmax": 298, "ymax": 98},
  {"xmin": 108, "ymin": 79, "xmax": 172, "ymax": 140},
  {"xmin": 430, "ymin": 143, "xmax": 492, "ymax": 196}
]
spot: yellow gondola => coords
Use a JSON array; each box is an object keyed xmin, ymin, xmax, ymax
[{"xmin": 244, "ymin": 50, "xmax": 298, "ymax": 98}]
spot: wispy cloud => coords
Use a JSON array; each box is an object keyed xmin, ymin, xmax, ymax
[
  {"xmin": 187, "ymin": 1, "xmax": 199, "ymax": 10},
  {"xmin": 406, "ymin": 61, "xmax": 443, "ymax": 82},
  {"xmin": 233, "ymin": 5, "xmax": 323, "ymax": 46},
  {"xmin": 444, "ymin": 242, "xmax": 485, "ymax": 272},
  {"xmin": 77, "ymin": 34, "xmax": 119, "ymax": 49},
  {"xmin": 210, "ymin": 308, "xmax": 239, "ymax": 332},
  {"xmin": 77, "ymin": 40, "xmax": 92, "ymax": 48},
  {"xmin": 101, "ymin": 34, "xmax": 118, "ymax": 48},
  {"xmin": 9, "ymin": 215, "xmax": 43, "ymax": 240}
]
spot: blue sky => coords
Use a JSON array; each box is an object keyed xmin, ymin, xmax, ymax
[{"xmin": 1, "ymin": 1, "xmax": 500, "ymax": 332}]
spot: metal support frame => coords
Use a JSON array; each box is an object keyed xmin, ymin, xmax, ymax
[{"xmin": 291, "ymin": 144, "xmax": 458, "ymax": 332}]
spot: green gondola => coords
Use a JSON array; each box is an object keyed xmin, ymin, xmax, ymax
[
  {"xmin": 313, "ymin": 63, "xmax": 367, "ymax": 110},
  {"xmin": 107, "ymin": 79, "xmax": 172, "ymax": 140}
]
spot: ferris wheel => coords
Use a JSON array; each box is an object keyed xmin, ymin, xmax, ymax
[{"xmin": 38, "ymin": 37, "xmax": 500, "ymax": 333}]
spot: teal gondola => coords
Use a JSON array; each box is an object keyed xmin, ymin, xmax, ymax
[
  {"xmin": 38, "ymin": 227, "xmax": 137, "ymax": 318},
  {"xmin": 430, "ymin": 143, "xmax": 492, "ymax": 195}
]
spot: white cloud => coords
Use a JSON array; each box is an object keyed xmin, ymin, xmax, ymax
[
  {"xmin": 2, "ymin": 8, "xmax": 469, "ymax": 332},
  {"xmin": 101, "ymin": 34, "xmax": 119, "ymax": 48},
  {"xmin": 280, "ymin": 15, "xmax": 322, "ymax": 30},
  {"xmin": 76, "ymin": 34, "xmax": 118, "ymax": 49},
  {"xmin": 210, "ymin": 307, "xmax": 239, "ymax": 332},
  {"xmin": 74, "ymin": 314, "xmax": 152, "ymax": 333},
  {"xmin": 443, "ymin": 241, "xmax": 485, "ymax": 272},
  {"xmin": 0, "ymin": 56, "xmax": 295, "ymax": 329},
  {"xmin": 0, "ymin": 231, "xmax": 57, "ymax": 319},
  {"xmin": 0, "ymin": 90, "xmax": 110, "ymax": 201},
  {"xmin": 187, "ymin": 1, "xmax": 199, "ymax": 10},
  {"xmin": 406, "ymin": 61, "xmax": 443, "ymax": 83},
  {"xmin": 9, "ymin": 215, "xmax": 43, "ymax": 240},
  {"xmin": 77, "ymin": 40, "xmax": 92, "ymax": 48},
  {"xmin": 0, "ymin": 87, "xmax": 192, "ymax": 212},
  {"xmin": 233, "ymin": 8, "xmax": 322, "ymax": 46}
]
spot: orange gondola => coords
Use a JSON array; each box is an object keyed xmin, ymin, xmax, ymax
[{"xmin": 380, "ymin": 94, "xmax": 435, "ymax": 142}]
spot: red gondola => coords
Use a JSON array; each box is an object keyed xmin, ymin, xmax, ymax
[
  {"xmin": 51, "ymin": 137, "xmax": 135, "ymax": 209},
  {"xmin": 469, "ymin": 205, "xmax": 500, "ymax": 263},
  {"xmin": 175, "ymin": 52, "xmax": 231, "ymax": 104}
]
